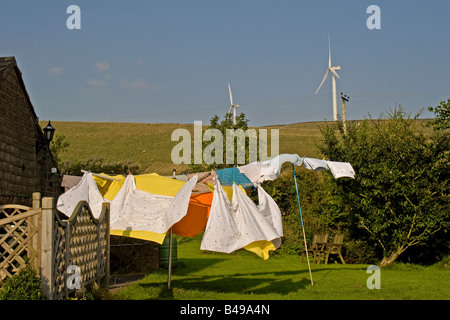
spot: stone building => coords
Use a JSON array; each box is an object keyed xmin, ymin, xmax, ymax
[{"xmin": 0, "ymin": 56, "xmax": 62, "ymax": 206}]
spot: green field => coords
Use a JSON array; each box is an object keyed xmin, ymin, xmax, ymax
[
  {"xmin": 42, "ymin": 120, "xmax": 327, "ymax": 175},
  {"xmin": 42, "ymin": 119, "xmax": 433, "ymax": 176},
  {"xmin": 43, "ymin": 119, "xmax": 448, "ymax": 301},
  {"xmin": 112, "ymin": 239, "xmax": 450, "ymax": 300}
]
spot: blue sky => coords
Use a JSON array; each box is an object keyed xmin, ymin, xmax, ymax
[{"xmin": 1, "ymin": 0, "xmax": 449, "ymax": 126}]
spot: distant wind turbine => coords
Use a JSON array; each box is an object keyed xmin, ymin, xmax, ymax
[
  {"xmin": 315, "ymin": 34, "xmax": 341, "ymax": 121},
  {"xmin": 227, "ymin": 83, "xmax": 240, "ymax": 125}
]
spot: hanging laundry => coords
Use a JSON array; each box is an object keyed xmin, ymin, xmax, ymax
[
  {"xmin": 236, "ymin": 154, "xmax": 355, "ymax": 182},
  {"xmin": 172, "ymin": 192, "xmax": 214, "ymax": 237},
  {"xmin": 260, "ymin": 153, "xmax": 303, "ymax": 178},
  {"xmin": 256, "ymin": 184, "xmax": 283, "ymax": 241},
  {"xmin": 200, "ymin": 178, "xmax": 282, "ymax": 259},
  {"xmin": 57, "ymin": 172, "xmax": 107, "ymax": 219},
  {"xmin": 215, "ymin": 167, "xmax": 254, "ymax": 188},
  {"xmin": 303, "ymin": 157, "xmax": 328, "ymax": 171},
  {"xmin": 187, "ymin": 171, "xmax": 217, "ymax": 193},
  {"xmin": 91, "ymin": 173, "xmax": 125, "ymax": 200},
  {"xmin": 110, "ymin": 173, "xmax": 198, "ymax": 235},
  {"xmin": 200, "ymin": 179, "xmax": 239, "ymax": 254},
  {"xmin": 61, "ymin": 175, "xmax": 82, "ymax": 192},
  {"xmin": 93, "ymin": 171, "xmax": 216, "ymax": 241},
  {"xmin": 57, "ymin": 171, "xmax": 199, "ymax": 244},
  {"xmin": 205, "ymin": 181, "xmax": 247, "ymax": 203},
  {"xmin": 325, "ymin": 161, "xmax": 356, "ymax": 179},
  {"xmin": 237, "ymin": 163, "xmax": 278, "ymax": 184},
  {"xmin": 135, "ymin": 173, "xmax": 187, "ymax": 196}
]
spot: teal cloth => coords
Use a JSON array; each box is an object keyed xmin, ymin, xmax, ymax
[{"xmin": 215, "ymin": 167, "xmax": 253, "ymax": 188}]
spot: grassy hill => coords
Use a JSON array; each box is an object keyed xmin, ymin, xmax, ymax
[
  {"xmin": 42, "ymin": 119, "xmax": 432, "ymax": 175},
  {"xmin": 41, "ymin": 121, "xmax": 328, "ymax": 175}
]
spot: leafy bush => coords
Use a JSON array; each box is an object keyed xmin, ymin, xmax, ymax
[
  {"xmin": 260, "ymin": 166, "xmax": 347, "ymax": 256},
  {"xmin": 0, "ymin": 265, "xmax": 44, "ymax": 300},
  {"xmin": 318, "ymin": 106, "xmax": 450, "ymax": 266},
  {"xmin": 59, "ymin": 156, "xmax": 141, "ymax": 176},
  {"xmin": 343, "ymin": 240, "xmax": 379, "ymax": 264}
]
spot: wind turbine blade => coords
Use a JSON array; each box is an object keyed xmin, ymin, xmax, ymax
[
  {"xmin": 315, "ymin": 69, "xmax": 329, "ymax": 94},
  {"xmin": 328, "ymin": 33, "xmax": 331, "ymax": 67},
  {"xmin": 228, "ymin": 106, "xmax": 233, "ymax": 115},
  {"xmin": 228, "ymin": 83, "xmax": 233, "ymax": 105},
  {"xmin": 330, "ymin": 68, "xmax": 340, "ymax": 79}
]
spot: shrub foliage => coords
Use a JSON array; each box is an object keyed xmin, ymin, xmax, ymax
[{"xmin": 0, "ymin": 265, "xmax": 44, "ymax": 300}]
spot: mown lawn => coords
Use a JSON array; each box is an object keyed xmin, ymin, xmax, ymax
[{"xmin": 112, "ymin": 239, "xmax": 450, "ymax": 300}]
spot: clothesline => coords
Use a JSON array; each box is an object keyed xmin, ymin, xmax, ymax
[
  {"xmin": 57, "ymin": 153, "xmax": 355, "ymax": 291},
  {"xmin": 214, "ymin": 153, "xmax": 355, "ymax": 186},
  {"xmin": 81, "ymin": 169, "xmax": 122, "ymax": 181},
  {"xmin": 57, "ymin": 153, "xmax": 355, "ymax": 261}
]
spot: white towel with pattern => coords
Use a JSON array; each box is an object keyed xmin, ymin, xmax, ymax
[
  {"xmin": 110, "ymin": 174, "xmax": 198, "ymax": 233},
  {"xmin": 200, "ymin": 178, "xmax": 282, "ymax": 254}
]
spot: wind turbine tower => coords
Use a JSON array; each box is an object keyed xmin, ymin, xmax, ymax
[
  {"xmin": 315, "ymin": 34, "xmax": 341, "ymax": 121},
  {"xmin": 227, "ymin": 83, "xmax": 240, "ymax": 125}
]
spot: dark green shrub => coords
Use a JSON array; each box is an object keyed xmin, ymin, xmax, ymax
[
  {"xmin": 0, "ymin": 265, "xmax": 44, "ymax": 300},
  {"xmin": 60, "ymin": 156, "xmax": 141, "ymax": 176},
  {"xmin": 343, "ymin": 240, "xmax": 379, "ymax": 264}
]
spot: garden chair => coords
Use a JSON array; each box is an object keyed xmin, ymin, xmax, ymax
[
  {"xmin": 324, "ymin": 234, "xmax": 346, "ymax": 264},
  {"xmin": 301, "ymin": 234, "xmax": 328, "ymax": 264}
]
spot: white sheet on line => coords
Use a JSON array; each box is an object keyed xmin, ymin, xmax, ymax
[
  {"xmin": 57, "ymin": 171, "xmax": 198, "ymax": 234},
  {"xmin": 302, "ymin": 157, "xmax": 328, "ymax": 171},
  {"xmin": 325, "ymin": 161, "xmax": 356, "ymax": 179},
  {"xmin": 238, "ymin": 163, "xmax": 278, "ymax": 184},
  {"xmin": 57, "ymin": 172, "xmax": 106, "ymax": 219},
  {"xmin": 237, "ymin": 154, "xmax": 356, "ymax": 183},
  {"xmin": 110, "ymin": 174, "xmax": 197, "ymax": 233},
  {"xmin": 200, "ymin": 178, "xmax": 283, "ymax": 254}
]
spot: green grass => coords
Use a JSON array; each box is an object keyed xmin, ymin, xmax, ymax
[
  {"xmin": 41, "ymin": 121, "xmax": 326, "ymax": 175},
  {"xmin": 112, "ymin": 239, "xmax": 450, "ymax": 300},
  {"xmin": 43, "ymin": 119, "xmax": 432, "ymax": 176},
  {"xmin": 44, "ymin": 119, "xmax": 444, "ymax": 300}
]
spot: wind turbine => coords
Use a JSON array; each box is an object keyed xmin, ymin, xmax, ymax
[
  {"xmin": 227, "ymin": 83, "xmax": 240, "ymax": 125},
  {"xmin": 315, "ymin": 34, "xmax": 341, "ymax": 121}
]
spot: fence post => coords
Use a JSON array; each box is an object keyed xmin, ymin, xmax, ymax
[
  {"xmin": 96, "ymin": 203, "xmax": 110, "ymax": 289},
  {"xmin": 104, "ymin": 202, "xmax": 110, "ymax": 290},
  {"xmin": 32, "ymin": 192, "xmax": 41, "ymax": 210},
  {"xmin": 30, "ymin": 193, "xmax": 41, "ymax": 271},
  {"xmin": 41, "ymin": 197, "xmax": 54, "ymax": 300},
  {"xmin": 64, "ymin": 222, "xmax": 71, "ymax": 298}
]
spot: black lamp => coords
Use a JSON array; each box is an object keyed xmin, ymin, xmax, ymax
[{"xmin": 43, "ymin": 121, "xmax": 55, "ymax": 143}]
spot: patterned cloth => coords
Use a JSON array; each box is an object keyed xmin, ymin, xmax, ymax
[
  {"xmin": 110, "ymin": 174, "xmax": 197, "ymax": 234},
  {"xmin": 57, "ymin": 172, "xmax": 106, "ymax": 218},
  {"xmin": 200, "ymin": 178, "xmax": 283, "ymax": 259},
  {"xmin": 57, "ymin": 172, "xmax": 198, "ymax": 234}
]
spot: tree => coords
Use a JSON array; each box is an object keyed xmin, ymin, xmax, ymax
[
  {"xmin": 427, "ymin": 98, "xmax": 450, "ymax": 130},
  {"xmin": 0, "ymin": 265, "xmax": 44, "ymax": 300},
  {"xmin": 319, "ymin": 106, "xmax": 449, "ymax": 267},
  {"xmin": 49, "ymin": 134, "xmax": 70, "ymax": 165},
  {"xmin": 189, "ymin": 112, "xmax": 251, "ymax": 172}
]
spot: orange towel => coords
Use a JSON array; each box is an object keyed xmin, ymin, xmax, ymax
[{"xmin": 172, "ymin": 192, "xmax": 213, "ymax": 237}]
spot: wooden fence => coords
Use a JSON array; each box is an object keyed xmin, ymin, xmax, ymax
[
  {"xmin": 0, "ymin": 193, "xmax": 110, "ymax": 300},
  {"xmin": 0, "ymin": 194, "xmax": 41, "ymax": 280}
]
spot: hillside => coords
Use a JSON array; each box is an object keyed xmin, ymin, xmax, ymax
[{"xmin": 40, "ymin": 119, "xmax": 431, "ymax": 175}]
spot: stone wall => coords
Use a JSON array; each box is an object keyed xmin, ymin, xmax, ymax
[{"xmin": 0, "ymin": 57, "xmax": 62, "ymax": 206}]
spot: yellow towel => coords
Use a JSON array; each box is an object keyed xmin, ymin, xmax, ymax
[{"xmin": 244, "ymin": 240, "xmax": 277, "ymax": 260}]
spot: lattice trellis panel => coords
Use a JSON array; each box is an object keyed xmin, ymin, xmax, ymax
[
  {"xmin": 69, "ymin": 203, "xmax": 100, "ymax": 285},
  {"xmin": 0, "ymin": 205, "xmax": 40, "ymax": 281},
  {"xmin": 52, "ymin": 217, "xmax": 68, "ymax": 299},
  {"xmin": 1, "ymin": 198, "xmax": 109, "ymax": 300},
  {"xmin": 50, "ymin": 201, "xmax": 109, "ymax": 299}
]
